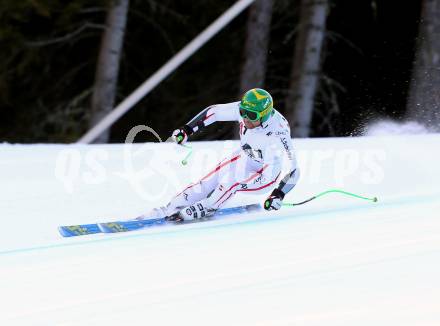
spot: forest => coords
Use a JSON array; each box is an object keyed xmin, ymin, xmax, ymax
[{"xmin": 1, "ymin": 0, "xmax": 437, "ymax": 143}]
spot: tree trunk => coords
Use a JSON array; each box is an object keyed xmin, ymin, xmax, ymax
[
  {"xmin": 89, "ymin": 0, "xmax": 130, "ymax": 143},
  {"xmin": 233, "ymin": 0, "xmax": 274, "ymax": 139},
  {"xmin": 407, "ymin": 0, "xmax": 440, "ymax": 130},
  {"xmin": 285, "ymin": 0, "xmax": 328, "ymax": 138},
  {"xmin": 239, "ymin": 0, "xmax": 274, "ymax": 94}
]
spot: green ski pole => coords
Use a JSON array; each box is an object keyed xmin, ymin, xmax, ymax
[
  {"xmin": 180, "ymin": 143, "xmax": 193, "ymax": 166},
  {"xmin": 282, "ymin": 189, "xmax": 378, "ymax": 207}
]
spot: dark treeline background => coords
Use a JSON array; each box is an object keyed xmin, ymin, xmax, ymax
[{"xmin": 0, "ymin": 0, "xmax": 433, "ymax": 143}]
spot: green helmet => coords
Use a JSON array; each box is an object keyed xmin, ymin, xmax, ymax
[{"xmin": 239, "ymin": 88, "xmax": 274, "ymax": 123}]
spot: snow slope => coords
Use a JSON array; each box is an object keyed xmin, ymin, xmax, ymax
[{"xmin": 0, "ymin": 135, "xmax": 439, "ymax": 325}]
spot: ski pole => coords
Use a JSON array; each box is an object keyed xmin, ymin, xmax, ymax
[
  {"xmin": 180, "ymin": 144, "xmax": 193, "ymax": 165},
  {"xmin": 282, "ymin": 189, "xmax": 378, "ymax": 207},
  {"xmin": 173, "ymin": 134, "xmax": 193, "ymax": 166}
]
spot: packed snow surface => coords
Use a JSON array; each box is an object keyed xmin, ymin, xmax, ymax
[{"xmin": 0, "ymin": 135, "xmax": 439, "ymax": 325}]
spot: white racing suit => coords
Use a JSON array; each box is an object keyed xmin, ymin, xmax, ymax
[{"xmin": 164, "ymin": 101, "xmax": 300, "ymax": 216}]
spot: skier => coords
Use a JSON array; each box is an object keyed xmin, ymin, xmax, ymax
[{"xmin": 146, "ymin": 88, "xmax": 300, "ymax": 221}]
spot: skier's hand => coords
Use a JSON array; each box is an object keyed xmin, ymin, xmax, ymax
[
  {"xmin": 264, "ymin": 189, "xmax": 285, "ymax": 211},
  {"xmin": 172, "ymin": 126, "xmax": 192, "ymax": 145}
]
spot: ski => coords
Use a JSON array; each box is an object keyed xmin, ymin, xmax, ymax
[
  {"xmin": 58, "ymin": 204, "xmax": 261, "ymax": 237},
  {"xmin": 98, "ymin": 217, "xmax": 167, "ymax": 233},
  {"xmin": 58, "ymin": 223, "xmax": 101, "ymax": 237}
]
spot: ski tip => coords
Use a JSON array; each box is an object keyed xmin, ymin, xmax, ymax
[{"xmin": 58, "ymin": 226, "xmax": 72, "ymax": 237}]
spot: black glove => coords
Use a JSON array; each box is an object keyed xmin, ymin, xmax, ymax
[
  {"xmin": 264, "ymin": 188, "xmax": 285, "ymax": 211},
  {"xmin": 172, "ymin": 125, "xmax": 193, "ymax": 145}
]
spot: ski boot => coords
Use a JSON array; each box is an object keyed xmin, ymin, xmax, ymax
[{"xmin": 168, "ymin": 200, "xmax": 215, "ymax": 222}]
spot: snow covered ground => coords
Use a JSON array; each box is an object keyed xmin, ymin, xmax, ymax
[{"xmin": 0, "ymin": 134, "xmax": 439, "ymax": 325}]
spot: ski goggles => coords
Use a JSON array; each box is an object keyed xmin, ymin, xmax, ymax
[{"xmin": 239, "ymin": 105, "xmax": 272, "ymax": 122}]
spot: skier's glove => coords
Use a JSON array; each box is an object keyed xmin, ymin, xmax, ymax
[
  {"xmin": 172, "ymin": 125, "xmax": 193, "ymax": 145},
  {"xmin": 264, "ymin": 188, "xmax": 285, "ymax": 211}
]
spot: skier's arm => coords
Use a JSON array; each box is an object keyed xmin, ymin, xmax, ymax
[
  {"xmin": 187, "ymin": 102, "xmax": 240, "ymax": 132},
  {"xmin": 273, "ymin": 168, "xmax": 300, "ymax": 198},
  {"xmin": 264, "ymin": 136, "xmax": 300, "ymax": 210},
  {"xmin": 172, "ymin": 102, "xmax": 240, "ymax": 144}
]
